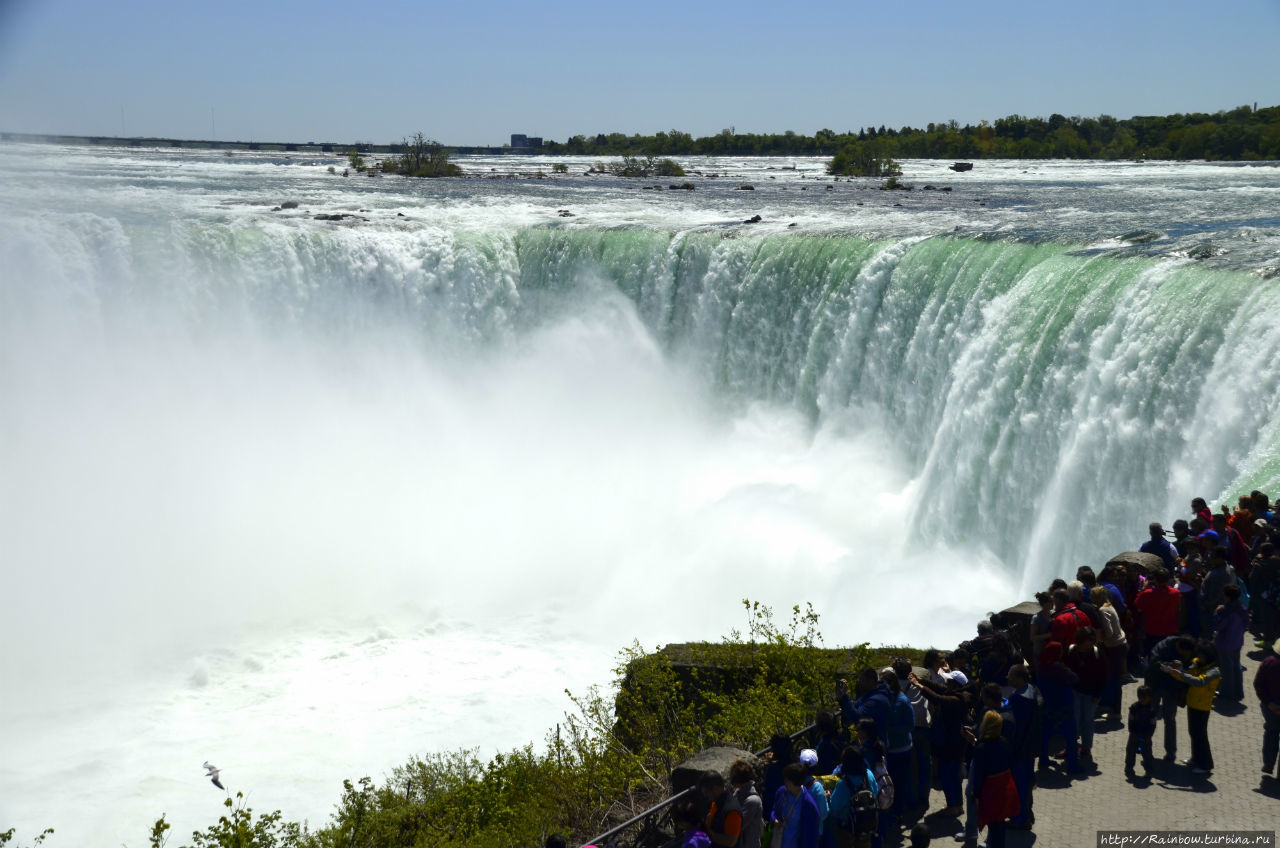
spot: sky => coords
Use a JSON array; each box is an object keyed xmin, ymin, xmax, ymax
[{"xmin": 1, "ymin": 0, "xmax": 1278, "ymax": 146}]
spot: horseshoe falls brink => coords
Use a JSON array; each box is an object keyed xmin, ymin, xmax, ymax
[{"xmin": 2, "ymin": 144, "xmax": 1279, "ymax": 842}]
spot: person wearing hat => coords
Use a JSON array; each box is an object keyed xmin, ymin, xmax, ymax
[
  {"xmin": 796, "ymin": 749, "xmax": 829, "ymax": 839},
  {"xmin": 1140, "ymin": 522, "xmax": 1178, "ymax": 570},
  {"xmin": 1253, "ymin": 638, "xmax": 1280, "ymax": 781}
]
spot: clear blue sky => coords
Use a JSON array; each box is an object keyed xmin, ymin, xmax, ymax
[{"xmin": 1, "ymin": 0, "xmax": 1277, "ymax": 145}]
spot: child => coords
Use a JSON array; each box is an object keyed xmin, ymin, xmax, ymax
[
  {"xmin": 1125, "ymin": 685, "xmax": 1156, "ymax": 777},
  {"xmin": 669, "ymin": 801, "xmax": 711, "ymax": 848}
]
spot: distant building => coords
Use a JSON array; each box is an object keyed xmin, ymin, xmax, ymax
[{"xmin": 510, "ymin": 134, "xmax": 543, "ymax": 150}]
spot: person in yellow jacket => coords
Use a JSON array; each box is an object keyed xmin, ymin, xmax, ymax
[{"xmin": 1162, "ymin": 642, "xmax": 1222, "ymax": 775}]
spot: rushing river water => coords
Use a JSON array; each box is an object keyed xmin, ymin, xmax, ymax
[{"xmin": 2, "ymin": 143, "xmax": 1279, "ymax": 843}]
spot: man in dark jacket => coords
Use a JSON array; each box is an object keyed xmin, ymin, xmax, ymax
[
  {"xmin": 1146, "ymin": 635, "xmax": 1196, "ymax": 762},
  {"xmin": 1005, "ymin": 664, "xmax": 1040, "ymax": 829},
  {"xmin": 837, "ymin": 668, "xmax": 892, "ymax": 749},
  {"xmin": 1255, "ymin": 641, "xmax": 1280, "ymax": 780}
]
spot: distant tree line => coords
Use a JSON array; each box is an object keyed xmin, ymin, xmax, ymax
[{"xmin": 539, "ymin": 105, "xmax": 1280, "ymax": 162}]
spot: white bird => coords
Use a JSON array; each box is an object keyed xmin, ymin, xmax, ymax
[{"xmin": 202, "ymin": 761, "xmax": 225, "ymax": 791}]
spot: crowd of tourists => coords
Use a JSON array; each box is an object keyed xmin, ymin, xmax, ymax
[{"xmin": 639, "ymin": 490, "xmax": 1280, "ymax": 848}]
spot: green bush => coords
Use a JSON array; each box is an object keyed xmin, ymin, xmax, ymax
[
  {"xmin": 608, "ymin": 155, "xmax": 685, "ymax": 177},
  {"xmin": 828, "ymin": 142, "xmax": 902, "ymax": 177},
  {"xmin": 390, "ymin": 133, "xmax": 462, "ymax": 178}
]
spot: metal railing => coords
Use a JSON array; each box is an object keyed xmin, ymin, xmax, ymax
[{"xmin": 578, "ymin": 722, "xmax": 818, "ymax": 848}]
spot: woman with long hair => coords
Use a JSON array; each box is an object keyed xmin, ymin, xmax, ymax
[{"xmin": 966, "ymin": 711, "xmax": 1020, "ymax": 848}]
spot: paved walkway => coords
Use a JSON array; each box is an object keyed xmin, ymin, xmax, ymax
[{"xmin": 914, "ymin": 646, "xmax": 1280, "ymax": 848}]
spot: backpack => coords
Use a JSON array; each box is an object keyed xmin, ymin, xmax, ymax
[
  {"xmin": 851, "ymin": 787, "xmax": 877, "ymax": 835},
  {"xmin": 840, "ymin": 773, "xmax": 878, "ymax": 837},
  {"xmin": 871, "ymin": 761, "xmax": 894, "ymax": 811}
]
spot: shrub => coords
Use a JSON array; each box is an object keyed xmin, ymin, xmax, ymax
[
  {"xmin": 552, "ymin": 163, "xmax": 568, "ymax": 173},
  {"xmin": 390, "ymin": 133, "xmax": 462, "ymax": 178},
  {"xmin": 828, "ymin": 142, "xmax": 902, "ymax": 177},
  {"xmin": 608, "ymin": 155, "xmax": 685, "ymax": 177}
]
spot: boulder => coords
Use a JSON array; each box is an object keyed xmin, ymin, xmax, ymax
[
  {"xmin": 950, "ymin": 162, "xmax": 974, "ymax": 172},
  {"xmin": 736, "ymin": 184, "xmax": 754, "ymax": 191},
  {"xmin": 743, "ymin": 214, "xmax": 762, "ymax": 224},
  {"xmin": 1106, "ymin": 551, "xmax": 1165, "ymax": 578},
  {"xmin": 280, "ymin": 201, "xmax": 299, "ymax": 209},
  {"xmin": 671, "ymin": 747, "xmax": 759, "ymax": 794},
  {"xmin": 669, "ymin": 182, "xmax": 695, "ymax": 191}
]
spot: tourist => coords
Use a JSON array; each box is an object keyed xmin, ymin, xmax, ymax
[
  {"xmin": 1092, "ymin": 585, "xmax": 1127, "ymax": 719},
  {"xmin": 828, "ymin": 746, "xmax": 878, "ymax": 848},
  {"xmin": 1065, "ymin": 626, "xmax": 1107, "ymax": 767},
  {"xmin": 1231, "ymin": 496, "xmax": 1257, "ymax": 548},
  {"xmin": 922, "ymin": 649, "xmax": 949, "ymax": 685},
  {"xmin": 1161, "ymin": 640, "xmax": 1221, "ymax": 774},
  {"xmin": 797, "ymin": 749, "xmax": 829, "ymax": 839},
  {"xmin": 811, "ymin": 709, "xmax": 845, "ymax": 776},
  {"xmin": 1211, "ymin": 512, "xmax": 1249, "ymax": 575},
  {"xmin": 699, "ymin": 770, "xmax": 744, "ymax": 848},
  {"xmin": 1213, "ymin": 583, "xmax": 1248, "ymax": 701},
  {"xmin": 957, "ymin": 684, "xmax": 1016, "ymax": 847},
  {"xmin": 1252, "ymin": 543, "xmax": 1280, "ymax": 648},
  {"xmin": 965, "ymin": 710, "xmax": 1019, "ymax": 848},
  {"xmin": 1254, "ymin": 639, "xmax": 1280, "ymax": 782},
  {"xmin": 1144, "ymin": 635, "xmax": 1195, "ymax": 761},
  {"xmin": 771, "ymin": 762, "xmax": 820, "ymax": 848},
  {"xmin": 1133, "ymin": 568, "xmax": 1181, "ymax": 657},
  {"xmin": 1069, "ymin": 581, "xmax": 1102, "ymax": 628},
  {"xmin": 1004, "ymin": 664, "xmax": 1039, "ymax": 830},
  {"xmin": 1140, "ymin": 523, "xmax": 1178, "ymax": 569},
  {"xmin": 836, "ymin": 669, "xmax": 891, "ymax": 750},
  {"xmin": 1035, "ymin": 640, "xmax": 1080, "ymax": 773},
  {"xmin": 1192, "ymin": 497, "xmax": 1214, "ymax": 528},
  {"xmin": 729, "ymin": 759, "xmax": 763, "ymax": 848},
  {"xmin": 668, "ymin": 802, "xmax": 712, "ymax": 848},
  {"xmin": 893, "ymin": 656, "xmax": 931, "ymax": 809},
  {"xmin": 910, "ymin": 669, "xmax": 969, "ymax": 815},
  {"xmin": 1028, "ymin": 593, "xmax": 1054, "ymax": 670},
  {"xmin": 1171, "ymin": 519, "xmax": 1193, "ymax": 558},
  {"xmin": 1201, "ymin": 547, "xmax": 1237, "ymax": 634},
  {"xmin": 1124, "ymin": 685, "xmax": 1157, "ymax": 779},
  {"xmin": 879, "ymin": 669, "xmax": 916, "ymax": 813},
  {"xmin": 853, "ymin": 719, "xmax": 892, "ymax": 848},
  {"xmin": 762, "ymin": 733, "xmax": 795, "ymax": 820},
  {"xmin": 1050, "ymin": 588, "xmax": 1090, "ymax": 646}
]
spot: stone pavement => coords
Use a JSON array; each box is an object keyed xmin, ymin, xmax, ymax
[{"xmin": 913, "ymin": 645, "xmax": 1280, "ymax": 848}]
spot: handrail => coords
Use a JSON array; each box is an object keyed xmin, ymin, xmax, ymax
[{"xmin": 578, "ymin": 722, "xmax": 819, "ymax": 848}]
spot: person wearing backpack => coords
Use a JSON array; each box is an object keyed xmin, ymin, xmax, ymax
[
  {"xmin": 828, "ymin": 747, "xmax": 878, "ymax": 848},
  {"xmin": 853, "ymin": 719, "xmax": 894, "ymax": 848}
]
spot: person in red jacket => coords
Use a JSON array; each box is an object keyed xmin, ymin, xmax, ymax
[
  {"xmin": 1133, "ymin": 568, "xmax": 1182, "ymax": 657},
  {"xmin": 1050, "ymin": 588, "xmax": 1090, "ymax": 646}
]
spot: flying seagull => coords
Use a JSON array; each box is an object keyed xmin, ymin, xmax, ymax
[{"xmin": 202, "ymin": 761, "xmax": 225, "ymax": 790}]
